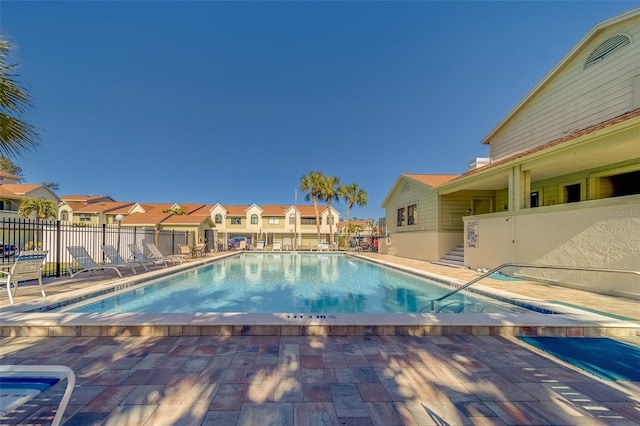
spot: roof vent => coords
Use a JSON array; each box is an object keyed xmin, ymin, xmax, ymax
[
  {"xmin": 468, "ymin": 158, "xmax": 490, "ymax": 170},
  {"xmin": 584, "ymin": 34, "xmax": 631, "ymax": 70}
]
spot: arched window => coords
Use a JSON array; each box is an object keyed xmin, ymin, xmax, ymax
[
  {"xmin": 215, "ymin": 214, "xmax": 222, "ymax": 224},
  {"xmin": 61, "ymin": 211, "xmax": 68, "ymax": 221},
  {"xmin": 584, "ymin": 34, "xmax": 631, "ymax": 69},
  {"xmin": 251, "ymin": 214, "xmax": 259, "ymax": 225},
  {"xmin": 289, "ymin": 214, "xmax": 296, "ymax": 225}
]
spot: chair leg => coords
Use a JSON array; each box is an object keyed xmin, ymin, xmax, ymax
[
  {"xmin": 7, "ymin": 278, "xmax": 14, "ymax": 304},
  {"xmin": 38, "ymin": 276, "xmax": 46, "ymax": 298}
]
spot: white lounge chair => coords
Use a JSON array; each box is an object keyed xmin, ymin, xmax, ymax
[
  {"xmin": 67, "ymin": 246, "xmax": 135, "ymax": 278},
  {"xmin": 272, "ymin": 241, "xmax": 282, "ymax": 251},
  {"xmin": 255, "ymin": 241, "xmax": 265, "ymax": 251},
  {"xmin": 146, "ymin": 242, "xmax": 187, "ymax": 263},
  {"xmin": 317, "ymin": 242, "xmax": 330, "ymax": 252},
  {"xmin": 100, "ymin": 245, "xmax": 148, "ymax": 272},
  {"xmin": 0, "ymin": 365, "xmax": 75, "ymax": 426},
  {"xmin": 127, "ymin": 244, "xmax": 169, "ymax": 268},
  {"xmin": 0, "ymin": 250, "xmax": 48, "ymax": 305}
]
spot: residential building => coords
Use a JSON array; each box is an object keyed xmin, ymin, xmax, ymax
[
  {"xmin": 381, "ymin": 8, "xmax": 640, "ymax": 298},
  {"xmin": 0, "ymin": 171, "xmax": 60, "ymax": 220}
]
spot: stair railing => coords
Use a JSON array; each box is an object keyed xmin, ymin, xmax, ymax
[{"xmin": 419, "ymin": 263, "xmax": 640, "ymax": 313}]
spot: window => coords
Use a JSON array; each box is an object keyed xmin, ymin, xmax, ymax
[
  {"xmin": 215, "ymin": 214, "xmax": 222, "ymax": 224},
  {"xmin": 268, "ymin": 217, "xmax": 280, "ymax": 224},
  {"xmin": 301, "ymin": 217, "xmax": 316, "ymax": 225},
  {"xmin": 61, "ymin": 211, "xmax": 68, "ymax": 221},
  {"xmin": 289, "ymin": 214, "xmax": 296, "ymax": 225},
  {"xmin": 326, "ymin": 215, "xmax": 334, "ymax": 225},
  {"xmin": 397, "ymin": 207, "xmax": 405, "ymax": 226},
  {"xmin": 584, "ymin": 34, "xmax": 631, "ymax": 69},
  {"xmin": 251, "ymin": 214, "xmax": 259, "ymax": 225},
  {"xmin": 231, "ymin": 217, "xmax": 242, "ymax": 225},
  {"xmin": 407, "ymin": 204, "xmax": 417, "ymax": 225},
  {"xmin": 530, "ymin": 191, "xmax": 539, "ymax": 208},
  {"xmin": 564, "ymin": 183, "xmax": 581, "ymax": 203},
  {"xmin": 0, "ymin": 201, "xmax": 4, "ymax": 210},
  {"xmin": 606, "ymin": 170, "xmax": 640, "ymax": 197},
  {"xmin": 79, "ymin": 214, "xmax": 91, "ymax": 222}
]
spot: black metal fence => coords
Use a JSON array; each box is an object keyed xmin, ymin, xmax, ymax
[{"xmin": 0, "ymin": 218, "xmax": 195, "ymax": 277}]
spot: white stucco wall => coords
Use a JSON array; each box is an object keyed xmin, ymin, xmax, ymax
[{"xmin": 463, "ymin": 195, "xmax": 640, "ymax": 298}]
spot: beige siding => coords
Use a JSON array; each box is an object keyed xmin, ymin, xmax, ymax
[
  {"xmin": 490, "ymin": 18, "xmax": 640, "ymax": 160},
  {"xmin": 385, "ymin": 179, "xmax": 437, "ymax": 234},
  {"xmin": 440, "ymin": 190, "xmax": 496, "ymax": 231}
]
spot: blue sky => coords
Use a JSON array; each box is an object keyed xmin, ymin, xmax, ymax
[{"xmin": 2, "ymin": 1, "xmax": 638, "ymax": 221}]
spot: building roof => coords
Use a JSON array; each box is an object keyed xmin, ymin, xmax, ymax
[
  {"xmin": 0, "ymin": 184, "xmax": 45, "ymax": 196},
  {"xmin": 446, "ymin": 107, "xmax": 640, "ymax": 185},
  {"xmin": 261, "ymin": 205, "xmax": 292, "ymax": 216},
  {"xmin": 73, "ymin": 201, "xmax": 135, "ymax": 213},
  {"xmin": 60, "ymin": 195, "xmax": 114, "ymax": 203},
  {"xmin": 0, "ymin": 170, "xmax": 19, "ymax": 180},
  {"xmin": 402, "ymin": 174, "xmax": 460, "ymax": 187}
]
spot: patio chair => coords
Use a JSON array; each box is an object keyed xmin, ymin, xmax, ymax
[
  {"xmin": 255, "ymin": 241, "xmax": 265, "ymax": 251},
  {"xmin": 67, "ymin": 246, "xmax": 135, "ymax": 278},
  {"xmin": 193, "ymin": 243, "xmax": 207, "ymax": 257},
  {"xmin": 178, "ymin": 244, "xmax": 193, "ymax": 258},
  {"xmin": 272, "ymin": 241, "xmax": 282, "ymax": 251},
  {"xmin": 127, "ymin": 244, "xmax": 169, "ymax": 268},
  {"xmin": 317, "ymin": 242, "xmax": 330, "ymax": 252},
  {"xmin": 146, "ymin": 242, "xmax": 187, "ymax": 263},
  {"xmin": 100, "ymin": 245, "xmax": 148, "ymax": 272},
  {"xmin": 0, "ymin": 250, "xmax": 48, "ymax": 305},
  {"xmin": 0, "ymin": 364, "xmax": 75, "ymax": 426},
  {"xmin": 237, "ymin": 240, "xmax": 247, "ymax": 251}
]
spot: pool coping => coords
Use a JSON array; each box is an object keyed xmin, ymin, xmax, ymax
[{"xmin": 1, "ymin": 252, "xmax": 639, "ymax": 338}]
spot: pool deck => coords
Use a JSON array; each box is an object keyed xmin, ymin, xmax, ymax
[{"xmin": 1, "ymin": 252, "xmax": 639, "ymax": 425}]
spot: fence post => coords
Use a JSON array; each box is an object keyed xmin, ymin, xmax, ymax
[{"xmin": 55, "ymin": 220, "xmax": 62, "ymax": 277}]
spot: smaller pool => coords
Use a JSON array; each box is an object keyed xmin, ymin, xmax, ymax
[{"xmin": 60, "ymin": 253, "xmax": 531, "ymax": 314}]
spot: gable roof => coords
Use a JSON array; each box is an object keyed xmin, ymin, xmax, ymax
[
  {"xmin": 402, "ymin": 174, "xmax": 460, "ymax": 187},
  {"xmin": 60, "ymin": 195, "xmax": 114, "ymax": 203},
  {"xmin": 73, "ymin": 201, "xmax": 135, "ymax": 214},
  {"xmin": 482, "ymin": 7, "xmax": 640, "ymax": 144}
]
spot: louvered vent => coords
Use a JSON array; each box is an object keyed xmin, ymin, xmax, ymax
[{"xmin": 584, "ymin": 34, "xmax": 631, "ymax": 69}]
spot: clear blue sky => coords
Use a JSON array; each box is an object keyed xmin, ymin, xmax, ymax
[{"xmin": 2, "ymin": 1, "xmax": 638, "ymax": 221}]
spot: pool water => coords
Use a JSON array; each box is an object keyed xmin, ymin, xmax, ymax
[{"xmin": 63, "ymin": 253, "xmax": 526, "ymax": 314}]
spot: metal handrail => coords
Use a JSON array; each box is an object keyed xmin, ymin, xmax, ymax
[{"xmin": 419, "ymin": 263, "xmax": 640, "ymax": 313}]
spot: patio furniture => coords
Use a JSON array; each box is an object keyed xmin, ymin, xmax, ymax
[
  {"xmin": 100, "ymin": 245, "xmax": 148, "ymax": 272},
  {"xmin": 255, "ymin": 241, "xmax": 265, "ymax": 251},
  {"xmin": 0, "ymin": 365, "xmax": 75, "ymax": 426},
  {"xmin": 272, "ymin": 241, "xmax": 282, "ymax": 251},
  {"xmin": 192, "ymin": 243, "xmax": 207, "ymax": 257},
  {"xmin": 127, "ymin": 244, "xmax": 169, "ymax": 268},
  {"xmin": 146, "ymin": 242, "xmax": 187, "ymax": 263},
  {"xmin": 0, "ymin": 250, "xmax": 48, "ymax": 305},
  {"xmin": 67, "ymin": 246, "xmax": 135, "ymax": 278},
  {"xmin": 318, "ymin": 242, "xmax": 330, "ymax": 252}
]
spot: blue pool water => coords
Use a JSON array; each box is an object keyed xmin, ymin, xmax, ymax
[{"xmin": 63, "ymin": 253, "xmax": 527, "ymax": 314}]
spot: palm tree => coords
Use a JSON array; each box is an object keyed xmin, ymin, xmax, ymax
[
  {"xmin": 338, "ymin": 183, "xmax": 368, "ymax": 246},
  {"xmin": 0, "ymin": 39, "xmax": 39, "ymax": 157},
  {"xmin": 18, "ymin": 197, "xmax": 57, "ymax": 221},
  {"xmin": 319, "ymin": 175, "xmax": 340, "ymax": 244},
  {"xmin": 300, "ymin": 171, "xmax": 325, "ymax": 240}
]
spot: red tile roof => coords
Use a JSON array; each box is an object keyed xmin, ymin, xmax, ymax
[{"xmin": 402, "ymin": 174, "xmax": 460, "ymax": 187}]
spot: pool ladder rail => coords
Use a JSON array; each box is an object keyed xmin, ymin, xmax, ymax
[{"xmin": 419, "ymin": 263, "xmax": 640, "ymax": 313}]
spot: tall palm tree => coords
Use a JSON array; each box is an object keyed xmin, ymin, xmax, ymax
[
  {"xmin": 319, "ymin": 175, "xmax": 340, "ymax": 243},
  {"xmin": 18, "ymin": 196, "xmax": 57, "ymax": 221},
  {"xmin": 0, "ymin": 39, "xmax": 39, "ymax": 157},
  {"xmin": 300, "ymin": 171, "xmax": 325, "ymax": 240},
  {"xmin": 338, "ymin": 183, "xmax": 368, "ymax": 246}
]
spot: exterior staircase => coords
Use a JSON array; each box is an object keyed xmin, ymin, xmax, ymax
[{"xmin": 433, "ymin": 245, "xmax": 467, "ymax": 268}]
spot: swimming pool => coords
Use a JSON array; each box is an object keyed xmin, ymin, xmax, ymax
[{"xmin": 60, "ymin": 253, "xmax": 529, "ymax": 314}]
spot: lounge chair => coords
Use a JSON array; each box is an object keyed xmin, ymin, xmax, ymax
[
  {"xmin": 318, "ymin": 242, "xmax": 330, "ymax": 252},
  {"xmin": 0, "ymin": 250, "xmax": 48, "ymax": 305},
  {"xmin": 67, "ymin": 246, "xmax": 135, "ymax": 278},
  {"xmin": 0, "ymin": 365, "xmax": 75, "ymax": 426},
  {"xmin": 255, "ymin": 241, "xmax": 265, "ymax": 251},
  {"xmin": 127, "ymin": 244, "xmax": 169, "ymax": 268},
  {"xmin": 237, "ymin": 240, "xmax": 247, "ymax": 251},
  {"xmin": 146, "ymin": 242, "xmax": 187, "ymax": 263},
  {"xmin": 193, "ymin": 243, "xmax": 207, "ymax": 257},
  {"xmin": 272, "ymin": 241, "xmax": 282, "ymax": 251},
  {"xmin": 100, "ymin": 245, "xmax": 148, "ymax": 272}
]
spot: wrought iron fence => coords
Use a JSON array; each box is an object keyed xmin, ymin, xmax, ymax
[{"xmin": 0, "ymin": 219, "xmax": 195, "ymax": 277}]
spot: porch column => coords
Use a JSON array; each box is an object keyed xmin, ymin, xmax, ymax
[{"xmin": 508, "ymin": 166, "xmax": 530, "ymax": 211}]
